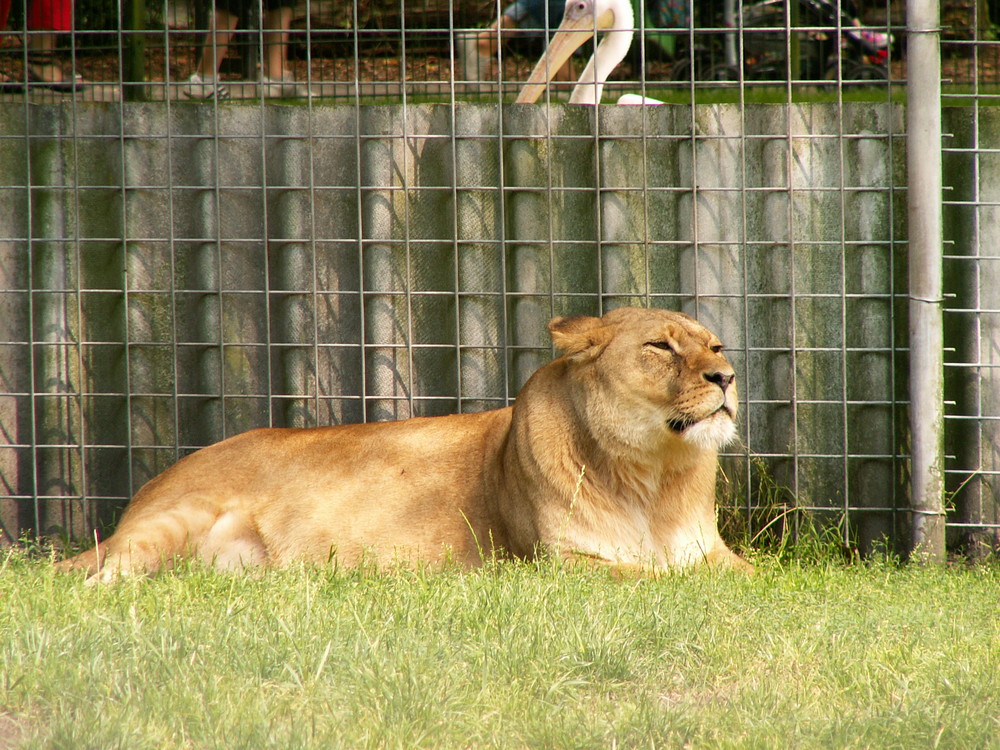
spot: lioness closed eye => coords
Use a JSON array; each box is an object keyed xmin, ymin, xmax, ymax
[{"xmin": 58, "ymin": 307, "xmax": 751, "ymax": 582}]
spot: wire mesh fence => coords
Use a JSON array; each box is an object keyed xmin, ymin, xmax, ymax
[
  {"xmin": 1, "ymin": 0, "xmax": 912, "ymax": 100},
  {"xmin": 0, "ymin": 0, "xmax": 997, "ymax": 557},
  {"xmin": 940, "ymin": 6, "xmax": 1000, "ymax": 556}
]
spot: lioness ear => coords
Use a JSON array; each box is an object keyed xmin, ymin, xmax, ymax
[{"xmin": 548, "ymin": 316, "xmax": 614, "ymax": 360}]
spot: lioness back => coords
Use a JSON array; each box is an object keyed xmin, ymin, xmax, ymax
[{"xmin": 61, "ymin": 409, "xmax": 513, "ymax": 581}]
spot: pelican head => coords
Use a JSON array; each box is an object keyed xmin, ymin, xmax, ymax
[{"xmin": 515, "ymin": 0, "xmax": 636, "ymax": 105}]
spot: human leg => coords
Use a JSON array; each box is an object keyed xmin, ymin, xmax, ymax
[
  {"xmin": 196, "ymin": 6, "xmax": 238, "ymax": 78},
  {"xmin": 262, "ymin": 5, "xmax": 292, "ymax": 81},
  {"xmin": 25, "ymin": 0, "xmax": 80, "ymax": 87},
  {"xmin": 183, "ymin": 6, "xmax": 238, "ymax": 98}
]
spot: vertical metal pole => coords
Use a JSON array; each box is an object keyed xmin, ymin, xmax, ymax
[
  {"xmin": 788, "ymin": 0, "xmax": 800, "ymax": 83},
  {"xmin": 123, "ymin": 0, "xmax": 146, "ymax": 101},
  {"xmin": 907, "ymin": 0, "xmax": 946, "ymax": 561},
  {"xmin": 723, "ymin": 0, "xmax": 737, "ymax": 68}
]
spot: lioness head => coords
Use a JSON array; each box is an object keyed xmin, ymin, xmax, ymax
[{"xmin": 548, "ymin": 308, "xmax": 738, "ymax": 455}]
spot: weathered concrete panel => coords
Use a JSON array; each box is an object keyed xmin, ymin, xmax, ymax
[{"xmin": 0, "ymin": 101, "xmax": 992, "ymax": 553}]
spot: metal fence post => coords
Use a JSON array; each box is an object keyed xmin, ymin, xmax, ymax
[
  {"xmin": 907, "ymin": 0, "xmax": 946, "ymax": 561},
  {"xmin": 123, "ymin": 0, "xmax": 146, "ymax": 101}
]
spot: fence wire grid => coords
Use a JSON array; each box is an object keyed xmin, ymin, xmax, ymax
[{"xmin": 0, "ymin": 0, "xmax": 997, "ymax": 557}]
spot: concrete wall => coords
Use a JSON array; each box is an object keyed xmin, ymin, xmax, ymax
[{"xmin": 0, "ymin": 102, "xmax": 994, "ymax": 551}]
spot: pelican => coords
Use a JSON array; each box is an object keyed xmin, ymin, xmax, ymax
[{"xmin": 515, "ymin": 0, "xmax": 662, "ymax": 105}]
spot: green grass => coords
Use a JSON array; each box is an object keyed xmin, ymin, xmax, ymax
[{"xmin": 2, "ymin": 551, "xmax": 998, "ymax": 749}]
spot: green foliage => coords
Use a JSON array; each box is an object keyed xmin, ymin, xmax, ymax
[
  {"xmin": 2, "ymin": 551, "xmax": 999, "ymax": 748},
  {"xmin": 717, "ymin": 454, "xmax": 864, "ymax": 565}
]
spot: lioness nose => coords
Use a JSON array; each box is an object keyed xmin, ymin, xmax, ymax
[{"xmin": 705, "ymin": 371, "xmax": 735, "ymax": 391}]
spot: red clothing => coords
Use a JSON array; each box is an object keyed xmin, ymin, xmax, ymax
[{"xmin": 0, "ymin": 0, "xmax": 73, "ymax": 32}]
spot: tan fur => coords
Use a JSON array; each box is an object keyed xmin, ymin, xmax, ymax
[{"xmin": 57, "ymin": 307, "xmax": 751, "ymax": 582}]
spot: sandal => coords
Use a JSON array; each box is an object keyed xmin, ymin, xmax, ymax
[
  {"xmin": 260, "ymin": 77, "xmax": 308, "ymax": 99},
  {"xmin": 27, "ymin": 69, "xmax": 85, "ymax": 92},
  {"xmin": 26, "ymin": 52, "xmax": 85, "ymax": 92},
  {"xmin": 181, "ymin": 73, "xmax": 231, "ymax": 100}
]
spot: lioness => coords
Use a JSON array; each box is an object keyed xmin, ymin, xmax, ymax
[{"xmin": 58, "ymin": 307, "xmax": 751, "ymax": 582}]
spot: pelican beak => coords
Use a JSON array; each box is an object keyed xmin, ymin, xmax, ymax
[{"xmin": 515, "ymin": 6, "xmax": 615, "ymax": 103}]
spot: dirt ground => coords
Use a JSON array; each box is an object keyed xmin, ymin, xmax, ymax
[{"xmin": 1, "ymin": 23, "xmax": 998, "ymax": 100}]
